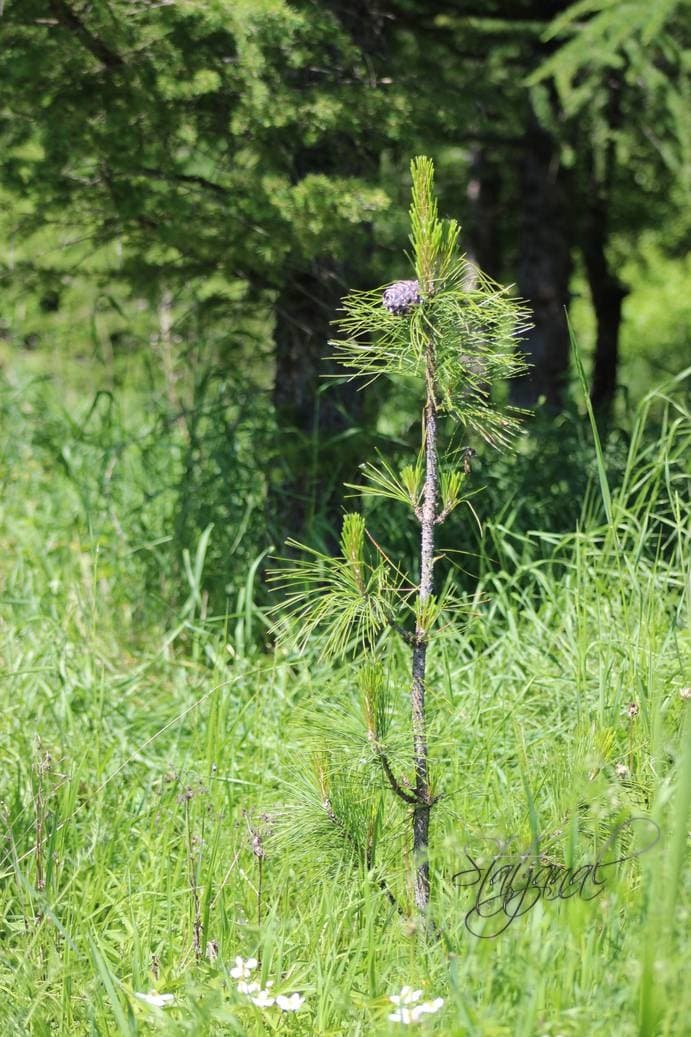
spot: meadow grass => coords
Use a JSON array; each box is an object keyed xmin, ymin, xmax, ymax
[{"xmin": 0, "ymin": 363, "xmax": 689, "ymax": 1036}]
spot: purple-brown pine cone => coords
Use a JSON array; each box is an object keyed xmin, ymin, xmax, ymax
[{"xmin": 382, "ymin": 279, "xmax": 421, "ymax": 315}]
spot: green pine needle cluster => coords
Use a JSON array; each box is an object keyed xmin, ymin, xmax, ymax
[
  {"xmin": 331, "ymin": 162, "xmax": 532, "ymax": 447},
  {"xmin": 268, "ymin": 513, "xmax": 407, "ymax": 660}
]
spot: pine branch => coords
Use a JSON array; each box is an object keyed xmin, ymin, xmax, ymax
[
  {"xmin": 48, "ymin": 0, "xmax": 125, "ymax": 69},
  {"xmin": 135, "ymin": 166, "xmax": 228, "ymax": 197},
  {"xmin": 376, "ymin": 750, "xmax": 418, "ymax": 806},
  {"xmin": 318, "ymin": 794, "xmax": 405, "ymax": 915}
]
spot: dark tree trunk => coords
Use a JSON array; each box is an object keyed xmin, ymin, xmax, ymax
[
  {"xmin": 465, "ymin": 146, "xmax": 502, "ymax": 281},
  {"xmin": 582, "ymin": 203, "xmax": 628, "ymax": 410},
  {"xmin": 266, "ymin": 3, "xmax": 385, "ymax": 548},
  {"xmin": 580, "ymin": 70, "xmax": 627, "ymax": 412},
  {"xmin": 511, "ymin": 120, "xmax": 572, "ymax": 410},
  {"xmin": 271, "ymin": 261, "xmax": 364, "ymax": 546}
]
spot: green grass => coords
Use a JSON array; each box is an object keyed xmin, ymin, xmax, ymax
[{"xmin": 1, "ymin": 360, "xmax": 689, "ymax": 1036}]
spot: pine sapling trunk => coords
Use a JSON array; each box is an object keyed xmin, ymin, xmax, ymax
[{"xmin": 411, "ymin": 355, "xmax": 438, "ymax": 913}]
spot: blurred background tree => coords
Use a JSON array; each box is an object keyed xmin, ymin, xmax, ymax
[{"xmin": 0, "ymin": 0, "xmax": 688, "ymax": 613}]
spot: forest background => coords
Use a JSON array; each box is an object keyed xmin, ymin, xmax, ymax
[{"xmin": 0, "ymin": 2, "xmax": 689, "ymax": 1035}]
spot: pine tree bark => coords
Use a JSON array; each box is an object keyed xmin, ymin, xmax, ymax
[{"xmin": 411, "ymin": 358, "xmax": 438, "ymax": 916}]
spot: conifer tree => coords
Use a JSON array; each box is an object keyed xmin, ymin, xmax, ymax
[{"xmin": 271, "ymin": 157, "xmax": 530, "ymax": 921}]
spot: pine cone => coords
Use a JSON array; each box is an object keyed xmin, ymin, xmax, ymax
[{"xmin": 382, "ymin": 279, "xmax": 421, "ymax": 315}]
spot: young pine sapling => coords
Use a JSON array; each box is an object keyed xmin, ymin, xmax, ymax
[{"xmin": 270, "ymin": 157, "xmax": 530, "ymax": 921}]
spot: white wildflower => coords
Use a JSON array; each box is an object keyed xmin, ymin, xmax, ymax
[
  {"xmin": 412, "ymin": 998, "xmax": 444, "ymax": 1019},
  {"xmin": 230, "ymin": 955, "xmax": 258, "ymax": 980},
  {"xmin": 134, "ymin": 991, "xmax": 176, "ymax": 1007},
  {"xmin": 276, "ymin": 992, "xmax": 305, "ymax": 1012},
  {"xmin": 237, "ymin": 980, "xmax": 261, "ymax": 995},
  {"xmin": 387, "ymin": 988, "xmax": 443, "ymax": 1024},
  {"xmin": 388, "ymin": 1007, "xmax": 416, "ymax": 1024},
  {"xmin": 250, "ymin": 987, "xmax": 276, "ymax": 1008},
  {"xmin": 389, "ymin": 986, "xmax": 423, "ymax": 1006}
]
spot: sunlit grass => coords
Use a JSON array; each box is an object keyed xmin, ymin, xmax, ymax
[{"xmin": 0, "ymin": 365, "xmax": 689, "ymax": 1035}]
